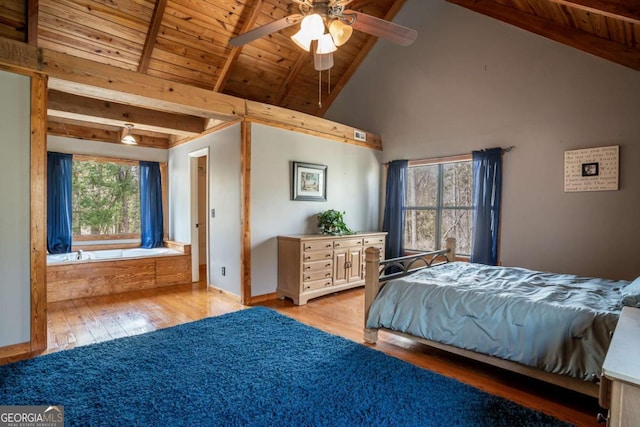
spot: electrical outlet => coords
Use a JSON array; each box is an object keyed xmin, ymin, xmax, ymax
[
  {"xmin": 221, "ymin": 266, "xmax": 226, "ymax": 276},
  {"xmin": 211, "ymin": 208, "xmax": 215, "ymax": 218}
]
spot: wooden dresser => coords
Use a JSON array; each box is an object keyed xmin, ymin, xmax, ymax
[
  {"xmin": 600, "ymin": 306, "xmax": 640, "ymax": 426},
  {"xmin": 277, "ymin": 232, "xmax": 386, "ymax": 305}
]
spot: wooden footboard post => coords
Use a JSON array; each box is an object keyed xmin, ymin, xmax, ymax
[
  {"xmin": 445, "ymin": 238, "xmax": 456, "ymax": 262},
  {"xmin": 364, "ymin": 247, "xmax": 380, "ymax": 344}
]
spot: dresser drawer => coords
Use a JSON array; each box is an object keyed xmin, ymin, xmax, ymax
[
  {"xmin": 303, "ymin": 269, "xmax": 333, "ymax": 282},
  {"xmin": 333, "ymin": 238, "xmax": 363, "ymax": 248},
  {"xmin": 303, "ymin": 278, "xmax": 333, "ymax": 292},
  {"xmin": 363, "ymin": 236, "xmax": 385, "ymax": 246},
  {"xmin": 303, "ymin": 250, "xmax": 333, "ymax": 262},
  {"xmin": 303, "ymin": 240, "xmax": 334, "ymax": 251},
  {"xmin": 303, "ymin": 260, "xmax": 333, "ymax": 272}
]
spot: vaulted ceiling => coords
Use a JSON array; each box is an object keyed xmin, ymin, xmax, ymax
[{"xmin": 1, "ymin": 0, "xmax": 638, "ymax": 148}]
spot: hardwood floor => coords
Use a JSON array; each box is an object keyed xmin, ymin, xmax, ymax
[{"xmin": 46, "ymin": 282, "xmax": 602, "ymax": 427}]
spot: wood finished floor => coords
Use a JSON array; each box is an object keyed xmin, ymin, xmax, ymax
[{"xmin": 46, "ymin": 282, "xmax": 601, "ymax": 427}]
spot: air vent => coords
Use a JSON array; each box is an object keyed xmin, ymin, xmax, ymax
[{"xmin": 354, "ymin": 130, "xmax": 367, "ymax": 142}]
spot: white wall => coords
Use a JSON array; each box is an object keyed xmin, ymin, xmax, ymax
[
  {"xmin": 326, "ymin": 0, "xmax": 640, "ymax": 281},
  {"xmin": 0, "ymin": 70, "xmax": 31, "ymax": 346},
  {"xmin": 250, "ymin": 123, "xmax": 381, "ymax": 296},
  {"xmin": 168, "ymin": 125, "xmax": 242, "ymax": 295}
]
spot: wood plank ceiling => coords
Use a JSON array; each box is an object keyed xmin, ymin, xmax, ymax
[{"xmin": 0, "ymin": 0, "xmax": 638, "ymax": 148}]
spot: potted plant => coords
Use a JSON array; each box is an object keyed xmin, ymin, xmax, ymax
[{"xmin": 317, "ymin": 209, "xmax": 355, "ymax": 236}]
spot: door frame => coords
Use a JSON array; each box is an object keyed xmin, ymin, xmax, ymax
[{"xmin": 188, "ymin": 147, "xmax": 209, "ymax": 283}]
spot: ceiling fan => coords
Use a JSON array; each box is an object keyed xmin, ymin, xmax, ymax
[{"xmin": 229, "ymin": 0, "xmax": 417, "ymax": 72}]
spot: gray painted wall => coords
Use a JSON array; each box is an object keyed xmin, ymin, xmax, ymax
[
  {"xmin": 250, "ymin": 124, "xmax": 381, "ymax": 296},
  {"xmin": 168, "ymin": 125, "xmax": 242, "ymax": 295},
  {"xmin": 0, "ymin": 70, "xmax": 31, "ymax": 346},
  {"xmin": 326, "ymin": 0, "xmax": 640, "ymax": 281},
  {"xmin": 168, "ymin": 123, "xmax": 381, "ymax": 298}
]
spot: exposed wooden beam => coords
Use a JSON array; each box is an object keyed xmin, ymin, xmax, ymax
[
  {"xmin": 548, "ymin": 0, "xmax": 640, "ymax": 25},
  {"xmin": 240, "ymin": 118, "xmax": 251, "ymax": 306},
  {"xmin": 138, "ymin": 0, "xmax": 167, "ymax": 73},
  {"xmin": 0, "ymin": 38, "xmax": 246, "ymax": 120},
  {"xmin": 246, "ymin": 101, "xmax": 382, "ymax": 149},
  {"xmin": 30, "ymin": 73, "xmax": 47, "ymax": 353},
  {"xmin": 215, "ymin": 0, "xmax": 266, "ymax": 92},
  {"xmin": 274, "ymin": 51, "xmax": 308, "ymax": 106},
  {"xmin": 0, "ymin": 38, "xmax": 383, "ymax": 149},
  {"xmin": 47, "ymin": 90, "xmax": 205, "ymax": 136},
  {"xmin": 446, "ymin": 0, "xmax": 640, "ymax": 70},
  {"xmin": 316, "ymin": 0, "xmax": 408, "ymax": 116},
  {"xmin": 27, "ymin": 0, "xmax": 39, "ymax": 46},
  {"xmin": 0, "ymin": 37, "xmax": 42, "ymax": 72},
  {"xmin": 43, "ymin": 49, "xmax": 244, "ymax": 121},
  {"xmin": 47, "ymin": 120, "xmax": 170, "ymax": 149}
]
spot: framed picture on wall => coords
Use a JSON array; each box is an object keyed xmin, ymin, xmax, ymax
[{"xmin": 291, "ymin": 161, "xmax": 327, "ymax": 202}]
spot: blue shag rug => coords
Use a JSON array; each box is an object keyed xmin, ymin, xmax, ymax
[{"xmin": 0, "ymin": 307, "xmax": 572, "ymax": 426}]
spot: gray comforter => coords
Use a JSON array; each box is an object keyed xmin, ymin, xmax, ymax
[{"xmin": 366, "ymin": 262, "xmax": 626, "ymax": 380}]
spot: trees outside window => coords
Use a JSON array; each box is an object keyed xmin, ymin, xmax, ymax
[
  {"xmin": 72, "ymin": 158, "xmax": 140, "ymax": 238},
  {"xmin": 404, "ymin": 159, "xmax": 473, "ymax": 256}
]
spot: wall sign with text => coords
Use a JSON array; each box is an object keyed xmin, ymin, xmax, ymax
[{"xmin": 564, "ymin": 145, "xmax": 619, "ymax": 192}]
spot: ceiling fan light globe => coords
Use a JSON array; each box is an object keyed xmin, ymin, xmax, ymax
[
  {"xmin": 329, "ymin": 20, "xmax": 353, "ymax": 47},
  {"xmin": 316, "ymin": 33, "xmax": 337, "ymax": 54},
  {"xmin": 291, "ymin": 29, "xmax": 312, "ymax": 52},
  {"xmin": 121, "ymin": 134, "xmax": 137, "ymax": 145},
  {"xmin": 313, "ymin": 52, "xmax": 334, "ymax": 71},
  {"xmin": 301, "ymin": 14, "xmax": 325, "ymax": 40}
]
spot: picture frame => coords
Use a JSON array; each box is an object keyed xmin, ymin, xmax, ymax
[
  {"xmin": 581, "ymin": 162, "xmax": 599, "ymax": 177},
  {"xmin": 291, "ymin": 161, "xmax": 327, "ymax": 202}
]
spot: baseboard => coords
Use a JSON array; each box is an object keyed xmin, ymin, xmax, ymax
[
  {"xmin": 247, "ymin": 293, "xmax": 278, "ymax": 305},
  {"xmin": 0, "ymin": 341, "xmax": 32, "ymax": 365},
  {"xmin": 207, "ymin": 284, "xmax": 242, "ymax": 303}
]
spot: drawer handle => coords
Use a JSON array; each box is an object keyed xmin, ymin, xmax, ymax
[
  {"xmin": 325, "ymin": 282, "xmax": 331, "ymax": 287},
  {"xmin": 305, "ymin": 266, "xmax": 311, "ymax": 270},
  {"xmin": 326, "ymin": 244, "xmax": 332, "ymax": 248},
  {"xmin": 305, "ymin": 256, "xmax": 311, "ymax": 261},
  {"xmin": 335, "ymin": 243, "xmax": 340, "ymax": 247},
  {"xmin": 325, "ymin": 272, "xmax": 331, "ymax": 277},
  {"xmin": 304, "ymin": 276, "xmax": 310, "ymax": 281},
  {"xmin": 326, "ymin": 254, "xmax": 331, "ymax": 258},
  {"xmin": 325, "ymin": 263, "xmax": 331, "ymax": 268}
]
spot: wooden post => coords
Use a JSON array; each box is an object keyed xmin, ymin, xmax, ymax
[
  {"xmin": 445, "ymin": 237, "xmax": 456, "ymax": 262},
  {"xmin": 363, "ymin": 247, "xmax": 380, "ymax": 344}
]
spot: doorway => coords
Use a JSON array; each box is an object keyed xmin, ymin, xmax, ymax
[{"xmin": 189, "ymin": 148, "xmax": 209, "ymax": 283}]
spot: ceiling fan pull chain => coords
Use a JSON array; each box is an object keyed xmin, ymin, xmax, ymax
[{"xmin": 318, "ymin": 70, "xmax": 322, "ymax": 108}]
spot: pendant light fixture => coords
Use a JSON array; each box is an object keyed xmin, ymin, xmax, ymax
[{"xmin": 121, "ymin": 123, "xmax": 137, "ymax": 145}]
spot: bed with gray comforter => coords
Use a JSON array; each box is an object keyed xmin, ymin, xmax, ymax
[{"xmin": 366, "ymin": 262, "xmax": 626, "ymax": 381}]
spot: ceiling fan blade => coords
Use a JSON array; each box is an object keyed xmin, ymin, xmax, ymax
[
  {"xmin": 229, "ymin": 14, "xmax": 303, "ymax": 47},
  {"xmin": 342, "ymin": 11, "xmax": 417, "ymax": 46}
]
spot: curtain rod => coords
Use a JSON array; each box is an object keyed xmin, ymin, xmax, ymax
[{"xmin": 382, "ymin": 146, "xmax": 515, "ymax": 166}]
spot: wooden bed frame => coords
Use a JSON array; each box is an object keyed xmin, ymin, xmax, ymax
[{"xmin": 362, "ymin": 239, "xmax": 602, "ymax": 399}]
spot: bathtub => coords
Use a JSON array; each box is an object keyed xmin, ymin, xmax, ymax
[
  {"xmin": 47, "ymin": 247, "xmax": 180, "ymax": 265},
  {"xmin": 46, "ymin": 244, "xmax": 192, "ymax": 302}
]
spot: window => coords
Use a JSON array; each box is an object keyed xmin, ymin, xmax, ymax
[
  {"xmin": 72, "ymin": 156, "xmax": 141, "ymax": 239},
  {"xmin": 404, "ymin": 156, "xmax": 473, "ymax": 256}
]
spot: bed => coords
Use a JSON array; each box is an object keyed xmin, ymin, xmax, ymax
[{"xmin": 363, "ymin": 239, "xmax": 635, "ymax": 399}]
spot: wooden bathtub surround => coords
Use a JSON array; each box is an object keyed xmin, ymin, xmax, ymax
[{"xmin": 47, "ymin": 243, "xmax": 192, "ymax": 303}]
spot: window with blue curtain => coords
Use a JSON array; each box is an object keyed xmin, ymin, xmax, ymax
[
  {"xmin": 139, "ymin": 161, "xmax": 164, "ymax": 248},
  {"xmin": 382, "ymin": 160, "xmax": 408, "ymax": 260},
  {"xmin": 47, "ymin": 152, "xmax": 73, "ymax": 254},
  {"xmin": 470, "ymin": 148, "xmax": 503, "ymax": 265}
]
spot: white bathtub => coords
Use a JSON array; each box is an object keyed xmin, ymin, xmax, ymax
[{"xmin": 47, "ymin": 247, "xmax": 180, "ymax": 265}]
